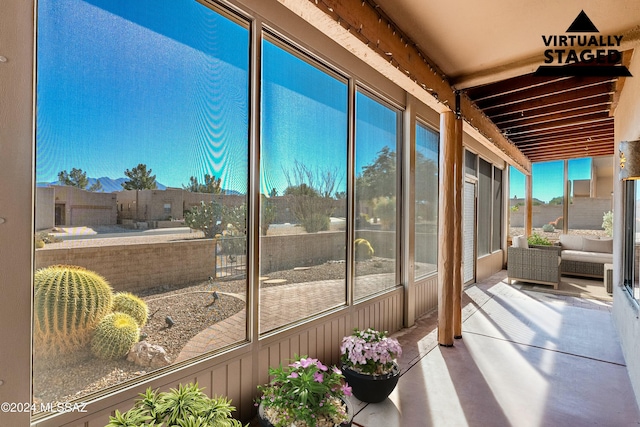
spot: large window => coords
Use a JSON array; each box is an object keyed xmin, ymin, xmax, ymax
[
  {"xmin": 478, "ymin": 158, "xmax": 503, "ymax": 256},
  {"xmin": 568, "ymin": 157, "xmax": 611, "ymax": 237},
  {"xmin": 493, "ymin": 168, "xmax": 503, "ymax": 252},
  {"xmin": 415, "ymin": 122, "xmax": 439, "ymax": 278},
  {"xmin": 354, "ymin": 90, "xmax": 400, "ymax": 299},
  {"xmin": 260, "ymin": 38, "xmax": 348, "ymax": 333},
  {"xmin": 35, "ymin": 0, "xmax": 249, "ymax": 408},
  {"xmin": 478, "ymin": 159, "xmax": 493, "ymax": 256},
  {"xmin": 533, "ymin": 160, "xmax": 565, "ymax": 237},
  {"xmin": 623, "ymin": 181, "xmax": 640, "ymax": 299},
  {"xmin": 509, "ymin": 166, "xmax": 525, "ymax": 237}
]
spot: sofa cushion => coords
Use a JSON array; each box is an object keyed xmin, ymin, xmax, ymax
[
  {"xmin": 559, "ymin": 234, "xmax": 583, "ymax": 251},
  {"xmin": 583, "ymin": 237, "xmax": 613, "ymax": 254},
  {"xmin": 561, "ymin": 249, "xmax": 613, "ymax": 264},
  {"xmin": 512, "ymin": 235, "xmax": 528, "ymax": 248}
]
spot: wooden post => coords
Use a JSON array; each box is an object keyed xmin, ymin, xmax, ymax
[
  {"xmin": 525, "ymin": 174, "xmax": 533, "ymax": 236},
  {"xmin": 438, "ymin": 111, "xmax": 459, "ymax": 346},
  {"xmin": 453, "ymin": 116, "xmax": 463, "ymax": 339}
]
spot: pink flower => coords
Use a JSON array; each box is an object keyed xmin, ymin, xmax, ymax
[
  {"xmin": 341, "ymin": 384, "xmax": 352, "ymax": 396},
  {"xmin": 313, "ymin": 372, "xmax": 324, "ymax": 382},
  {"xmin": 289, "ymin": 372, "xmax": 299, "ymax": 379}
]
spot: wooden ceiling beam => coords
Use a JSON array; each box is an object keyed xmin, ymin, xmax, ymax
[
  {"xmin": 474, "ymin": 77, "xmax": 615, "ymax": 110},
  {"xmin": 499, "ymin": 104, "xmax": 612, "ymax": 130},
  {"xmin": 509, "ymin": 121, "xmax": 613, "ymax": 143},
  {"xmin": 492, "ymin": 95, "xmax": 612, "ymax": 126},
  {"xmin": 506, "ymin": 113, "xmax": 612, "ymax": 137},
  {"xmin": 518, "ymin": 136, "xmax": 613, "ymax": 153},
  {"xmin": 520, "ymin": 139, "xmax": 613, "ymax": 155},
  {"xmin": 518, "ymin": 135, "xmax": 613, "ymax": 150},
  {"xmin": 479, "ymin": 83, "xmax": 614, "ymax": 117},
  {"xmin": 527, "ymin": 148, "xmax": 614, "ymax": 162}
]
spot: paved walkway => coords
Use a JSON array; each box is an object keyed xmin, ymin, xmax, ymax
[{"xmin": 176, "ymin": 273, "xmax": 395, "ymax": 362}]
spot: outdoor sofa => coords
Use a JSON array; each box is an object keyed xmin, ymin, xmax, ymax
[
  {"xmin": 507, "ymin": 234, "xmax": 613, "ymax": 290},
  {"xmin": 556, "ymin": 233, "xmax": 613, "ymax": 279}
]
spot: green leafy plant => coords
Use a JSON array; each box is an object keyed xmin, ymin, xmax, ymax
[
  {"xmin": 257, "ymin": 355, "xmax": 352, "ymax": 427},
  {"xmin": 91, "ymin": 312, "xmax": 140, "ymax": 360},
  {"xmin": 185, "ymin": 200, "xmax": 226, "ymax": 239},
  {"xmin": 374, "ymin": 197, "xmax": 396, "ymax": 230},
  {"xmin": 34, "ymin": 265, "xmax": 114, "ymax": 355},
  {"xmin": 354, "ymin": 238, "xmax": 374, "ymax": 261},
  {"xmin": 105, "ymin": 383, "xmax": 244, "ymax": 427},
  {"xmin": 112, "ymin": 292, "xmax": 149, "ymax": 327},
  {"xmin": 603, "ymin": 210, "xmax": 613, "ymax": 237},
  {"xmin": 340, "ymin": 328, "xmax": 402, "ymax": 375},
  {"xmin": 527, "ymin": 232, "xmax": 552, "ymax": 246}
]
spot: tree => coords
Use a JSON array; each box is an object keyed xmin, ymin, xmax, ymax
[
  {"xmin": 356, "ymin": 146, "xmax": 396, "ymax": 201},
  {"xmin": 282, "ymin": 160, "xmax": 340, "ymax": 233},
  {"xmin": 57, "ymin": 168, "xmax": 102, "ymax": 192},
  {"xmin": 183, "ymin": 174, "xmax": 222, "ymax": 194},
  {"xmin": 122, "ymin": 164, "xmax": 157, "ymax": 190}
]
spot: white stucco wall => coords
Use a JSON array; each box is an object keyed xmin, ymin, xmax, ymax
[{"xmin": 613, "ymin": 49, "xmax": 640, "ymax": 412}]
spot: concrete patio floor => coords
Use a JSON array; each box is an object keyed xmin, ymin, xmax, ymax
[{"xmin": 352, "ymin": 271, "xmax": 640, "ymax": 426}]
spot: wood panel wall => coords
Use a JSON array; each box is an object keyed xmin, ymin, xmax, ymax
[{"xmin": 34, "ymin": 287, "xmax": 414, "ymax": 426}]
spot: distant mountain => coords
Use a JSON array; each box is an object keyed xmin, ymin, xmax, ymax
[{"xmin": 38, "ymin": 177, "xmax": 166, "ymax": 193}]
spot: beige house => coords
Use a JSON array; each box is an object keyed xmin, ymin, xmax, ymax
[{"xmin": 35, "ymin": 186, "xmax": 117, "ymax": 230}]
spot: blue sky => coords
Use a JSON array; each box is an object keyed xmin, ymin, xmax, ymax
[
  {"xmin": 37, "ymin": 0, "xmax": 249, "ymax": 192},
  {"xmin": 510, "ymin": 158, "xmax": 592, "ymax": 202},
  {"xmin": 37, "ymin": 0, "xmax": 395, "ymax": 196}
]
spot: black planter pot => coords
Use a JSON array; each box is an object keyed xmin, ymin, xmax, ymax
[
  {"xmin": 341, "ymin": 363, "xmax": 400, "ymax": 403},
  {"xmin": 257, "ymin": 398, "xmax": 353, "ymax": 427}
]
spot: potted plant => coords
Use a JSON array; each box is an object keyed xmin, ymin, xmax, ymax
[
  {"xmin": 340, "ymin": 328, "xmax": 402, "ymax": 403},
  {"xmin": 105, "ymin": 382, "xmax": 245, "ymax": 427},
  {"xmin": 256, "ymin": 355, "xmax": 353, "ymax": 427}
]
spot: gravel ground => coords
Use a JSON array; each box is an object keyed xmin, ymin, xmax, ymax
[{"xmin": 33, "ymin": 257, "xmax": 394, "ymax": 409}]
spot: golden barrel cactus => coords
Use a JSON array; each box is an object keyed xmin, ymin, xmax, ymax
[
  {"xmin": 90, "ymin": 312, "xmax": 140, "ymax": 360},
  {"xmin": 112, "ymin": 292, "xmax": 149, "ymax": 327},
  {"xmin": 34, "ymin": 265, "xmax": 114, "ymax": 355}
]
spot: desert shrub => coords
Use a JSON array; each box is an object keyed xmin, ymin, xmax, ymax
[
  {"xmin": 374, "ymin": 197, "xmax": 396, "ymax": 230},
  {"xmin": 184, "ymin": 200, "xmax": 225, "ymax": 239},
  {"xmin": 302, "ymin": 212, "xmax": 331, "ymax": 233},
  {"xmin": 34, "ymin": 265, "xmax": 113, "ymax": 355},
  {"xmin": 261, "ymin": 195, "xmax": 277, "ymax": 236},
  {"xmin": 542, "ymin": 223, "xmax": 555, "ymax": 232},
  {"xmin": 355, "ymin": 238, "xmax": 374, "ymax": 261},
  {"xmin": 35, "ymin": 231, "xmax": 61, "ymax": 247}
]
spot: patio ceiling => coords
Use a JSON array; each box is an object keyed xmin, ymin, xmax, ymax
[
  {"xmin": 370, "ymin": 0, "xmax": 640, "ymax": 164},
  {"xmin": 463, "ymin": 70, "xmax": 626, "ymax": 163}
]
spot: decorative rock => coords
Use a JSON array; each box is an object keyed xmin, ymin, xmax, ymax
[{"xmin": 127, "ymin": 341, "xmax": 171, "ymax": 368}]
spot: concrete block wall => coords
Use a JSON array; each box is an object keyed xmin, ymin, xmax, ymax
[
  {"xmin": 35, "ymin": 239, "xmax": 217, "ymax": 293},
  {"xmin": 509, "ymin": 197, "xmax": 611, "ymax": 229}
]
